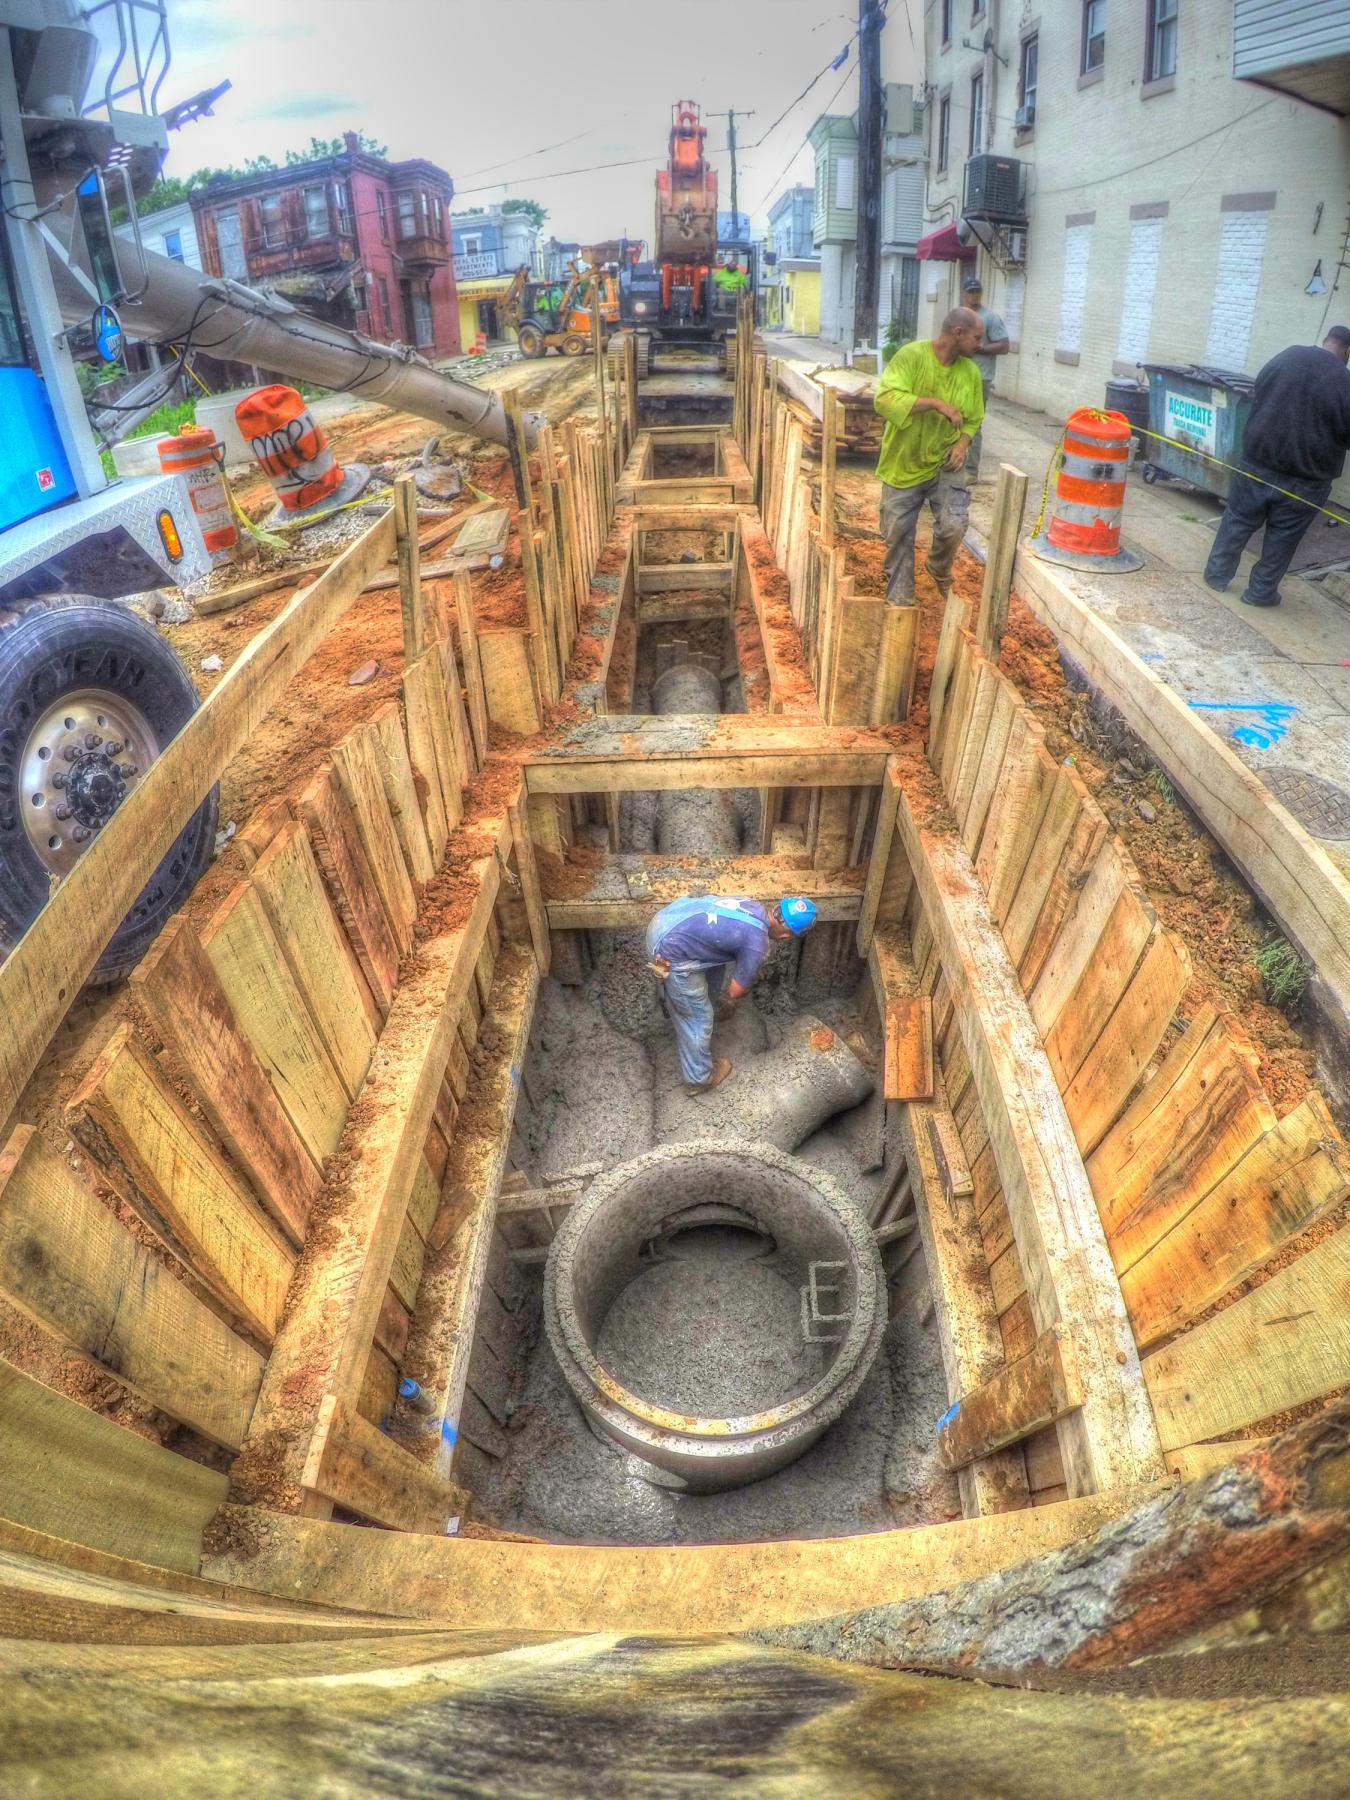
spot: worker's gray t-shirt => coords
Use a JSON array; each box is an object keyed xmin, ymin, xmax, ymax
[{"xmin": 970, "ymin": 306, "xmax": 1007, "ymax": 385}]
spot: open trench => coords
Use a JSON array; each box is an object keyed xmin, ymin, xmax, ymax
[{"xmin": 453, "ymin": 436, "xmax": 959, "ymax": 1543}]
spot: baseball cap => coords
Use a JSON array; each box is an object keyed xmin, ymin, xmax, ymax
[
  {"xmin": 778, "ymin": 896, "xmax": 818, "ymax": 935},
  {"xmin": 962, "ymin": 275, "xmax": 983, "ymax": 292}
]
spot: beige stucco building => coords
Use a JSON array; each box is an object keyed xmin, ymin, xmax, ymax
[{"xmin": 920, "ymin": 1, "xmax": 1350, "ymax": 486}]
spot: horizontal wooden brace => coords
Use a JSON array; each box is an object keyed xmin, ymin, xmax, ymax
[
  {"xmin": 937, "ymin": 1325, "xmax": 1085, "ymax": 1471},
  {"xmin": 543, "ymin": 852, "xmax": 864, "ymax": 929},
  {"xmin": 524, "ymin": 716, "xmax": 889, "ymax": 795},
  {"xmin": 636, "ymin": 562, "xmax": 734, "ymax": 594}
]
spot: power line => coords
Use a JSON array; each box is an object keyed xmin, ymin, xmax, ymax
[
  {"xmin": 460, "ymin": 126, "xmax": 598, "ymax": 180},
  {"xmin": 754, "ymin": 63, "xmax": 855, "ymax": 219}
]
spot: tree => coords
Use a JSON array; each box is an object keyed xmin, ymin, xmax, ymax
[
  {"xmin": 502, "ymin": 197, "xmax": 548, "ymax": 231},
  {"xmin": 285, "ymin": 131, "xmax": 387, "ymax": 165}
]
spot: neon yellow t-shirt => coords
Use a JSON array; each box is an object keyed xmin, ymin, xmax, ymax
[{"xmin": 874, "ymin": 340, "xmax": 984, "ymax": 488}]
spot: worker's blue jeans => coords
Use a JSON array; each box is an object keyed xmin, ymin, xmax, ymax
[
  {"xmin": 645, "ymin": 915, "xmax": 723, "ymax": 1085},
  {"xmin": 1205, "ymin": 463, "xmax": 1331, "ymax": 603}
]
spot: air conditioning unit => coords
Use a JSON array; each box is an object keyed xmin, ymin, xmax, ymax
[
  {"xmin": 964, "ymin": 154, "xmax": 1028, "ymax": 224},
  {"xmin": 1014, "ymin": 102, "xmax": 1036, "ymax": 129},
  {"xmin": 1006, "ymin": 228, "xmax": 1028, "ymax": 266}
]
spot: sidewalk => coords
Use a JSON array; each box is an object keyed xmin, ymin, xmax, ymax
[{"xmin": 971, "ymin": 396, "xmax": 1350, "ymax": 881}]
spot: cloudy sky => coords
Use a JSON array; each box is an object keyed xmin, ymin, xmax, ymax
[{"xmin": 153, "ymin": 0, "xmax": 887, "ymax": 238}]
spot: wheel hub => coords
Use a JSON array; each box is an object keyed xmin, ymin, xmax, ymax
[{"xmin": 21, "ymin": 689, "xmax": 158, "ymax": 878}]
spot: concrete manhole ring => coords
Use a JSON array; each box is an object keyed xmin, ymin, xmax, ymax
[{"xmin": 543, "ymin": 1140, "xmax": 886, "ymax": 1493}]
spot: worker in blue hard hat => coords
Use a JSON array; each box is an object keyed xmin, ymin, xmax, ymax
[{"xmin": 645, "ymin": 893, "xmax": 818, "ymax": 1095}]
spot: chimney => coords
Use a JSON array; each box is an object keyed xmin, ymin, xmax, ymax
[{"xmin": 343, "ymin": 131, "xmax": 359, "ymax": 155}]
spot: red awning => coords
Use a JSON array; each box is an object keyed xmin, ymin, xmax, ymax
[{"xmin": 915, "ymin": 224, "xmax": 976, "ymax": 263}]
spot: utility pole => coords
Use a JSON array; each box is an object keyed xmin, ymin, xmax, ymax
[
  {"xmin": 710, "ymin": 108, "xmax": 755, "ymax": 238},
  {"xmin": 853, "ymin": 0, "xmax": 884, "ymax": 350}
]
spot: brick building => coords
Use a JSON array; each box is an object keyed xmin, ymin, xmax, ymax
[
  {"xmin": 920, "ymin": 1, "xmax": 1350, "ymax": 494},
  {"xmin": 191, "ymin": 133, "xmax": 459, "ymax": 358}
]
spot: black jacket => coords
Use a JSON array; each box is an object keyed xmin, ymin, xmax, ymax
[{"xmin": 1242, "ymin": 344, "xmax": 1350, "ymax": 484}]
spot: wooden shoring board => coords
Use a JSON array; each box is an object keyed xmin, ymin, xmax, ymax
[
  {"xmin": 371, "ymin": 702, "xmax": 436, "ymax": 888},
  {"xmin": 394, "ymin": 944, "xmax": 539, "ymax": 1465},
  {"xmin": 231, "ymin": 797, "xmax": 516, "ymax": 1518},
  {"xmin": 64, "ymin": 1024, "xmax": 295, "ymax": 1344},
  {"xmin": 297, "ymin": 767, "xmax": 401, "ymax": 1013},
  {"xmin": 974, "ymin": 710, "xmax": 1052, "ymax": 924},
  {"xmin": 524, "ymin": 715, "xmax": 889, "ymax": 795},
  {"xmin": 129, "ymin": 917, "xmax": 319, "ymax": 1245},
  {"xmin": 198, "ymin": 880, "xmax": 350, "ymax": 1166},
  {"xmin": 301, "ymin": 1396, "xmax": 462, "ymax": 1533},
  {"xmin": 542, "ymin": 853, "xmax": 864, "ymax": 930},
  {"xmin": 1142, "ymin": 1221, "xmax": 1350, "ymax": 1448},
  {"xmin": 332, "ymin": 723, "xmax": 418, "ymax": 949},
  {"xmin": 730, "ymin": 512, "xmax": 819, "ymax": 719},
  {"xmin": 937, "ymin": 1324, "xmax": 1084, "ymax": 1471},
  {"xmin": 636, "ymin": 561, "xmax": 734, "ymax": 595},
  {"xmin": 894, "ymin": 771, "xmax": 1166, "ymax": 1496},
  {"xmin": 477, "ymin": 629, "xmax": 544, "ymax": 738},
  {"xmin": 0, "ymin": 511, "xmax": 396, "ymax": 1128},
  {"xmin": 0, "ymin": 1355, "xmax": 228, "ymax": 1573},
  {"xmin": 1119, "ymin": 1090, "xmax": 1350, "ymax": 1351},
  {"xmin": 443, "ymin": 507, "xmax": 509, "ymax": 566},
  {"xmin": 1011, "ymin": 546, "xmax": 1350, "ymax": 1037},
  {"xmin": 629, "ymin": 503, "xmax": 754, "ymax": 532},
  {"xmin": 398, "ymin": 663, "xmax": 450, "ymax": 863},
  {"xmin": 0, "ymin": 1127, "xmax": 263, "ymax": 1449}
]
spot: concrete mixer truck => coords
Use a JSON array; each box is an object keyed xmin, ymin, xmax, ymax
[{"xmin": 0, "ymin": 0, "xmax": 537, "ymax": 981}]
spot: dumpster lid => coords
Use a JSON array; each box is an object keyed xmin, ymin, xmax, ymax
[{"xmin": 1141, "ymin": 361, "xmax": 1255, "ymax": 396}]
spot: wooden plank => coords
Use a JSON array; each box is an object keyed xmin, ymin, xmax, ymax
[
  {"xmin": 1060, "ymin": 928, "xmax": 1190, "ymax": 1157},
  {"xmin": 630, "ymin": 504, "xmax": 754, "ymax": 530},
  {"xmin": 1027, "ymin": 842, "xmax": 1138, "ymax": 1043},
  {"xmin": 961, "ymin": 679, "xmax": 1017, "ymax": 857},
  {"xmin": 543, "ymin": 854, "xmax": 863, "ymax": 930},
  {"xmin": 370, "ymin": 702, "xmax": 436, "ymax": 888},
  {"xmin": 1121, "ymin": 1094, "xmax": 1350, "ymax": 1350},
  {"xmin": 64, "ymin": 1025, "xmax": 294, "ymax": 1344},
  {"xmin": 300, "ymin": 1396, "xmax": 460, "ymax": 1533},
  {"xmin": 332, "ymin": 725, "xmax": 417, "ymax": 950},
  {"xmin": 249, "ymin": 822, "xmax": 380, "ymax": 1098},
  {"xmin": 394, "ymin": 473, "xmax": 427, "ymax": 666},
  {"xmin": 974, "ymin": 465, "xmax": 1028, "ymax": 659},
  {"xmin": 296, "ymin": 767, "xmax": 400, "ymax": 1012},
  {"xmin": 948, "ymin": 661, "xmax": 999, "ymax": 833},
  {"xmin": 453, "ymin": 570, "xmax": 490, "ymax": 769},
  {"xmin": 636, "ymin": 561, "xmax": 734, "ymax": 594},
  {"xmin": 199, "ymin": 882, "xmax": 349, "ymax": 1165},
  {"xmin": 445, "ymin": 506, "xmax": 509, "ymax": 563},
  {"xmin": 894, "ymin": 772, "xmax": 1166, "ymax": 1496},
  {"xmin": 1041, "ymin": 895, "xmax": 1158, "ymax": 1095},
  {"xmin": 938, "ymin": 1326, "xmax": 1084, "ymax": 1471},
  {"xmin": 478, "ymin": 629, "xmax": 544, "ymax": 737},
  {"xmin": 927, "ymin": 591, "xmax": 971, "ymax": 759},
  {"xmin": 0, "ymin": 511, "xmax": 397, "ymax": 1128},
  {"xmin": 884, "ymin": 996, "xmax": 933, "ymax": 1102},
  {"xmin": 400, "ymin": 660, "xmax": 450, "ymax": 863},
  {"xmin": 1164, "ymin": 1439, "xmax": 1266, "ymax": 1482},
  {"xmin": 1013, "ymin": 544, "xmax": 1350, "ymax": 1038},
  {"xmin": 927, "ymin": 1108, "xmax": 974, "ymax": 1199},
  {"xmin": 508, "ymin": 801, "xmax": 551, "ymax": 976},
  {"xmin": 1014, "ymin": 778, "xmax": 1108, "ymax": 993},
  {"xmin": 0, "ymin": 1128, "xmax": 262, "ymax": 1449},
  {"xmin": 1142, "ymin": 1223, "xmax": 1350, "ymax": 1449},
  {"xmin": 229, "ymin": 804, "xmax": 515, "ymax": 1517},
  {"xmin": 0, "ymin": 1356, "xmax": 228, "ymax": 1572},
  {"xmin": 975, "ymin": 712, "xmax": 1051, "ymax": 924},
  {"xmin": 525, "ymin": 715, "xmax": 889, "ymax": 795},
  {"xmin": 856, "ymin": 771, "xmax": 899, "ymax": 956},
  {"xmin": 129, "ymin": 918, "xmax": 319, "ymax": 1244}
]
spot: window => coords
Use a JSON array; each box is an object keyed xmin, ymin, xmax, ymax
[
  {"xmin": 397, "ymin": 190, "xmax": 418, "ymax": 239},
  {"xmin": 376, "ymin": 189, "xmax": 388, "ymax": 240},
  {"xmin": 970, "ymin": 71, "xmax": 984, "ymax": 155},
  {"xmin": 835, "ymin": 154, "xmax": 855, "ymax": 210},
  {"xmin": 350, "ymin": 278, "xmax": 367, "ymax": 312},
  {"xmin": 336, "ymin": 183, "xmax": 353, "ymax": 235},
  {"xmin": 430, "ymin": 194, "xmax": 443, "ymax": 238},
  {"xmin": 408, "ymin": 281, "xmax": 434, "ymax": 345},
  {"xmin": 937, "ymin": 94, "xmax": 951, "ymax": 172},
  {"xmin": 940, "ymin": 0, "xmax": 953, "ymax": 46},
  {"xmin": 259, "ymin": 193, "xmax": 285, "ymax": 249},
  {"xmin": 1147, "ymin": 0, "xmax": 1177, "ymax": 81},
  {"xmin": 1019, "ymin": 33, "xmax": 1039, "ymax": 121},
  {"xmin": 376, "ymin": 274, "xmax": 391, "ymax": 327},
  {"xmin": 462, "ymin": 232, "xmax": 482, "ymax": 256},
  {"xmin": 162, "ymin": 228, "xmax": 184, "ymax": 262},
  {"xmin": 1082, "ymin": 0, "xmax": 1105, "ymax": 73},
  {"xmin": 303, "ymin": 185, "xmax": 329, "ymax": 238}
]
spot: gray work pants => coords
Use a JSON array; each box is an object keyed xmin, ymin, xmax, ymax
[{"xmin": 880, "ymin": 469, "xmax": 971, "ymax": 604}]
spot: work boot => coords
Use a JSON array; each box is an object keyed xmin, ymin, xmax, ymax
[
  {"xmin": 924, "ymin": 560, "xmax": 951, "ymax": 600},
  {"xmin": 685, "ymin": 1057, "xmax": 733, "ymax": 1097},
  {"xmin": 1239, "ymin": 589, "xmax": 1282, "ymax": 607}
]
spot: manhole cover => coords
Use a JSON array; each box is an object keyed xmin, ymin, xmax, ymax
[{"xmin": 1263, "ymin": 767, "xmax": 1350, "ymax": 840}]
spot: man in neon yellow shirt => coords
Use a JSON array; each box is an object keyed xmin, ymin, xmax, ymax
[{"xmin": 874, "ymin": 307, "xmax": 985, "ymax": 605}]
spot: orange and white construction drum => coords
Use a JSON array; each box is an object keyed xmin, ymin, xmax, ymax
[
  {"xmin": 234, "ymin": 384, "xmax": 369, "ymax": 524},
  {"xmin": 157, "ymin": 427, "xmax": 237, "ymax": 563},
  {"xmin": 1029, "ymin": 408, "xmax": 1143, "ymax": 572}
]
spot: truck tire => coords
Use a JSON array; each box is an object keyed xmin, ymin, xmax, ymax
[
  {"xmin": 0, "ymin": 599, "xmax": 217, "ymax": 984},
  {"xmin": 518, "ymin": 323, "xmax": 545, "ymax": 359}
]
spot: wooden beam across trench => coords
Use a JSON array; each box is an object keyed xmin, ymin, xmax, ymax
[
  {"xmin": 543, "ymin": 853, "xmax": 865, "ymax": 930},
  {"xmin": 227, "ymin": 785, "xmax": 519, "ymax": 1526},
  {"xmin": 523, "ymin": 715, "xmax": 889, "ymax": 795}
]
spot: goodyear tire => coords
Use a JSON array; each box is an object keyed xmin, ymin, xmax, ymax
[{"xmin": 0, "ymin": 599, "xmax": 217, "ymax": 984}]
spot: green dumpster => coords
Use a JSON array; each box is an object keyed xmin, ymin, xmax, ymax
[{"xmin": 1139, "ymin": 362, "xmax": 1255, "ymax": 501}]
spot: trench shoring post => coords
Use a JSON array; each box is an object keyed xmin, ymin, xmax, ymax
[
  {"xmin": 975, "ymin": 464, "xmax": 1029, "ymax": 661},
  {"xmin": 394, "ymin": 474, "xmax": 427, "ymax": 666}
]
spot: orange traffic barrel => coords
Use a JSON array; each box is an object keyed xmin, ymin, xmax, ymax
[
  {"xmin": 234, "ymin": 384, "xmax": 369, "ymax": 524},
  {"xmin": 158, "ymin": 426, "xmax": 237, "ymax": 562},
  {"xmin": 1029, "ymin": 408, "xmax": 1142, "ymax": 573}
]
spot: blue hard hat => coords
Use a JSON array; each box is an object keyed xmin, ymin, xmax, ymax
[{"xmin": 778, "ymin": 896, "xmax": 817, "ymax": 935}]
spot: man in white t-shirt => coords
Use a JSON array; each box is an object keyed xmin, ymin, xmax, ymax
[{"xmin": 961, "ymin": 274, "xmax": 1008, "ymax": 479}]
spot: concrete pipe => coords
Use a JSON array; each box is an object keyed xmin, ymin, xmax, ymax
[
  {"xmin": 649, "ymin": 661, "xmax": 742, "ymax": 855},
  {"xmin": 658, "ymin": 1013, "xmax": 874, "ymax": 1153},
  {"xmin": 544, "ymin": 1141, "xmax": 886, "ymax": 1492},
  {"xmin": 652, "ymin": 662, "xmax": 722, "ymax": 716}
]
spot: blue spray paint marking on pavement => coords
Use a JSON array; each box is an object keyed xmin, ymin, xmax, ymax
[{"xmin": 1188, "ymin": 700, "xmax": 1295, "ymax": 750}]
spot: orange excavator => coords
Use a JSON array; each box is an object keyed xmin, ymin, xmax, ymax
[{"xmin": 501, "ymin": 261, "xmax": 620, "ymax": 359}]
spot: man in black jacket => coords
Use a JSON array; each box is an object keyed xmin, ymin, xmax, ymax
[{"xmin": 1204, "ymin": 327, "xmax": 1350, "ymax": 606}]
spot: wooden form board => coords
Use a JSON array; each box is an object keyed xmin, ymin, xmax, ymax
[
  {"xmin": 524, "ymin": 715, "xmax": 890, "ymax": 794},
  {"xmin": 0, "ymin": 1127, "xmax": 262, "ymax": 1450},
  {"xmin": 894, "ymin": 772, "xmax": 1166, "ymax": 1497},
  {"xmin": 542, "ymin": 852, "xmax": 865, "ymax": 930},
  {"xmin": 301, "ymin": 1396, "xmax": 462, "ymax": 1534},
  {"xmin": 734, "ymin": 513, "xmax": 821, "ymax": 718},
  {"xmin": 0, "ymin": 510, "xmax": 397, "ymax": 1127},
  {"xmin": 1011, "ymin": 545, "xmax": 1350, "ymax": 1036},
  {"xmin": 0, "ymin": 1356, "xmax": 228, "ymax": 1573},
  {"xmin": 937, "ymin": 1325, "xmax": 1084, "ymax": 1471}
]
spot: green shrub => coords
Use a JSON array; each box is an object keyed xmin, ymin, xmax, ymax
[{"xmin": 1253, "ymin": 934, "xmax": 1310, "ymax": 1010}]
